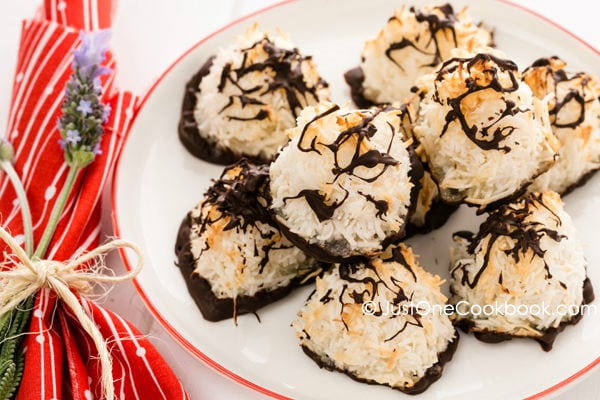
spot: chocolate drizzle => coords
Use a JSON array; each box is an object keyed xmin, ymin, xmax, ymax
[
  {"xmin": 332, "ymin": 249, "xmax": 429, "ymax": 344},
  {"xmin": 524, "ymin": 56, "xmax": 593, "ymax": 129},
  {"xmin": 194, "ymin": 160, "xmax": 302, "ymax": 280},
  {"xmin": 217, "ymin": 38, "xmax": 328, "ymax": 120},
  {"xmin": 288, "ymin": 105, "xmax": 401, "ymax": 221},
  {"xmin": 197, "ymin": 159, "xmax": 273, "ymax": 233},
  {"xmin": 275, "ymin": 105, "xmax": 423, "ymax": 261},
  {"xmin": 451, "ymin": 193, "xmax": 565, "ymax": 289},
  {"xmin": 435, "ymin": 53, "xmax": 522, "ymax": 152},
  {"xmin": 283, "ymin": 188, "xmax": 349, "ymax": 223},
  {"xmin": 386, "ymin": 4, "xmax": 458, "ymax": 71},
  {"xmin": 359, "ymin": 192, "xmax": 389, "ymax": 218},
  {"xmin": 297, "ymin": 104, "xmax": 341, "ymax": 153}
]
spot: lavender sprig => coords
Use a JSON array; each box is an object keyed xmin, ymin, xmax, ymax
[
  {"xmin": 0, "ymin": 29, "xmax": 113, "ymax": 400},
  {"xmin": 35, "ymin": 29, "xmax": 112, "ymax": 259},
  {"xmin": 58, "ymin": 29, "xmax": 111, "ymax": 170},
  {"xmin": 0, "ymin": 30, "xmax": 113, "ymax": 400}
]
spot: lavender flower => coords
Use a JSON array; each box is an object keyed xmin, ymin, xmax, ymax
[
  {"xmin": 93, "ymin": 142, "xmax": 103, "ymax": 155},
  {"xmin": 59, "ymin": 29, "xmax": 112, "ymax": 169},
  {"xmin": 72, "ymin": 29, "xmax": 112, "ymax": 79},
  {"xmin": 76, "ymin": 100, "xmax": 92, "ymax": 116},
  {"xmin": 102, "ymin": 103, "xmax": 112, "ymax": 123},
  {"xmin": 93, "ymin": 78, "xmax": 103, "ymax": 94},
  {"xmin": 65, "ymin": 130, "xmax": 82, "ymax": 144}
]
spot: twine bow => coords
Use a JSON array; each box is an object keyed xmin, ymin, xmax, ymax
[{"xmin": 0, "ymin": 226, "xmax": 143, "ymax": 400}]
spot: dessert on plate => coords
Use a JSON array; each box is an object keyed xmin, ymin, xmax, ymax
[
  {"xmin": 294, "ymin": 244, "xmax": 459, "ymax": 394},
  {"xmin": 179, "ymin": 24, "xmax": 329, "ymax": 164},
  {"xmin": 345, "ymin": 3, "xmax": 493, "ymax": 107},
  {"xmin": 450, "ymin": 191, "xmax": 594, "ymax": 350},
  {"xmin": 168, "ymin": 2, "xmax": 598, "ymax": 395},
  {"xmin": 175, "ymin": 159, "xmax": 323, "ymax": 322},
  {"xmin": 523, "ymin": 56, "xmax": 600, "ymax": 194},
  {"xmin": 269, "ymin": 102, "xmax": 422, "ymax": 262},
  {"xmin": 413, "ymin": 47, "xmax": 559, "ymax": 212}
]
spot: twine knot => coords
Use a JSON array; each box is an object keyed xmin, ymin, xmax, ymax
[
  {"xmin": 31, "ymin": 260, "xmax": 57, "ymax": 287},
  {"xmin": 0, "ymin": 226, "xmax": 143, "ymax": 400}
]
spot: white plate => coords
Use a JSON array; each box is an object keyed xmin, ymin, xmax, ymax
[{"xmin": 112, "ymin": 1, "xmax": 600, "ymax": 398}]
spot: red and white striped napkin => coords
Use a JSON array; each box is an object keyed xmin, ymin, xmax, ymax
[{"xmin": 0, "ymin": 0, "xmax": 190, "ymax": 398}]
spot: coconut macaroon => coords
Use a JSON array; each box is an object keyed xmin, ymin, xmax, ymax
[
  {"xmin": 523, "ymin": 56, "xmax": 600, "ymax": 194},
  {"xmin": 344, "ymin": 3, "xmax": 493, "ymax": 108},
  {"xmin": 413, "ymin": 47, "xmax": 559, "ymax": 212},
  {"xmin": 294, "ymin": 244, "xmax": 458, "ymax": 394},
  {"xmin": 178, "ymin": 25, "xmax": 329, "ymax": 165},
  {"xmin": 175, "ymin": 159, "xmax": 322, "ymax": 322},
  {"xmin": 450, "ymin": 191, "xmax": 594, "ymax": 351},
  {"xmin": 269, "ymin": 102, "xmax": 422, "ymax": 262}
]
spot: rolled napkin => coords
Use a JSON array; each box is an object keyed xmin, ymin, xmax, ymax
[{"xmin": 0, "ymin": 0, "xmax": 189, "ymax": 399}]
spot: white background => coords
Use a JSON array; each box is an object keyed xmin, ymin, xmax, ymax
[{"xmin": 0, "ymin": 1, "xmax": 599, "ymax": 399}]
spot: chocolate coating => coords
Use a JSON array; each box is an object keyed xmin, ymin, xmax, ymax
[
  {"xmin": 275, "ymin": 220, "xmax": 368, "ymax": 264},
  {"xmin": 175, "ymin": 214, "xmax": 315, "ymax": 322},
  {"xmin": 562, "ymin": 168, "xmax": 600, "ymax": 196},
  {"xmin": 344, "ymin": 67, "xmax": 378, "ymax": 109},
  {"xmin": 301, "ymin": 332, "xmax": 459, "ymax": 395},
  {"xmin": 405, "ymin": 199, "xmax": 459, "ymax": 237},
  {"xmin": 456, "ymin": 277, "xmax": 594, "ymax": 351}
]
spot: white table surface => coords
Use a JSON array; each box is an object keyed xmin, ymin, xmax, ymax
[{"xmin": 1, "ymin": 1, "xmax": 599, "ymax": 399}]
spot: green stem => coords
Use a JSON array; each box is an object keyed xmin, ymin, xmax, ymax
[
  {"xmin": 33, "ymin": 166, "xmax": 80, "ymax": 259},
  {"xmin": 0, "ymin": 161, "xmax": 33, "ymax": 257}
]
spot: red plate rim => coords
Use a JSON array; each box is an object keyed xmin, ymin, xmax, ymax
[{"xmin": 111, "ymin": 1, "xmax": 600, "ymax": 399}]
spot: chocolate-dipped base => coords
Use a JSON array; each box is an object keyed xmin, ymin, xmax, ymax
[
  {"xmin": 301, "ymin": 331, "xmax": 459, "ymax": 395},
  {"xmin": 344, "ymin": 67, "xmax": 379, "ymax": 109},
  {"xmin": 562, "ymin": 168, "xmax": 600, "ymax": 197},
  {"xmin": 178, "ymin": 57, "xmax": 270, "ymax": 166},
  {"xmin": 405, "ymin": 199, "xmax": 459, "ymax": 238},
  {"xmin": 457, "ymin": 277, "xmax": 595, "ymax": 351},
  {"xmin": 273, "ymin": 199, "xmax": 410, "ymax": 264},
  {"xmin": 275, "ymin": 220, "xmax": 371, "ymax": 264},
  {"xmin": 175, "ymin": 215, "xmax": 313, "ymax": 322}
]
